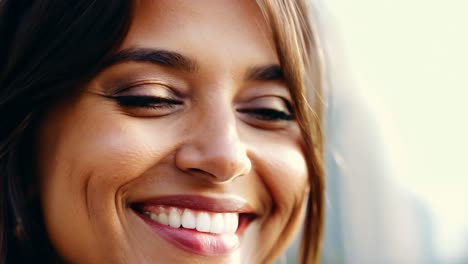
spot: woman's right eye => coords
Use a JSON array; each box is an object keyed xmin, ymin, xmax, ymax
[
  {"xmin": 103, "ymin": 81, "xmax": 184, "ymax": 117},
  {"xmin": 109, "ymin": 95, "xmax": 184, "ymax": 117},
  {"xmin": 112, "ymin": 95, "xmax": 183, "ymax": 110}
]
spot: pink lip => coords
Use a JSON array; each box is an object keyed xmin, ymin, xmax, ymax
[
  {"xmin": 136, "ymin": 213, "xmax": 239, "ymax": 256},
  {"xmin": 130, "ymin": 195, "xmax": 257, "ymax": 256},
  {"xmin": 134, "ymin": 195, "xmax": 254, "ymax": 213}
]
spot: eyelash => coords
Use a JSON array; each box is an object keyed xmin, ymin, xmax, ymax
[
  {"xmin": 111, "ymin": 95, "xmax": 183, "ymax": 109},
  {"xmin": 110, "ymin": 95, "xmax": 293, "ymax": 121},
  {"xmin": 236, "ymin": 108, "xmax": 294, "ymax": 121}
]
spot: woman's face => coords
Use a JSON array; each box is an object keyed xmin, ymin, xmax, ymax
[{"xmin": 38, "ymin": 1, "xmax": 308, "ymax": 263}]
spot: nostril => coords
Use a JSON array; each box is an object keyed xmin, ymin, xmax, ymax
[
  {"xmin": 186, "ymin": 168, "xmax": 222, "ymax": 181},
  {"xmin": 186, "ymin": 167, "xmax": 245, "ymax": 184},
  {"xmin": 175, "ymin": 143, "xmax": 250, "ymax": 183},
  {"xmin": 188, "ymin": 168, "xmax": 207, "ymax": 175},
  {"xmin": 187, "ymin": 168, "xmax": 218, "ymax": 179}
]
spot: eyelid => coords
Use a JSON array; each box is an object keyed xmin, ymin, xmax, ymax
[
  {"xmin": 240, "ymin": 95, "xmax": 293, "ymax": 112},
  {"xmin": 111, "ymin": 79, "xmax": 166, "ymax": 92},
  {"xmin": 112, "ymin": 80, "xmax": 181, "ymax": 99},
  {"xmin": 235, "ymin": 95, "xmax": 296, "ymax": 126}
]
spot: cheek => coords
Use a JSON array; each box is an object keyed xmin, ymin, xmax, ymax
[
  {"xmin": 37, "ymin": 100, "xmax": 181, "ymax": 261},
  {"xmin": 247, "ymin": 129, "xmax": 308, "ymax": 217},
  {"xmin": 39, "ymin": 112, "xmax": 183, "ymax": 211},
  {"xmin": 39, "ymin": 102, "xmax": 182, "ymax": 195},
  {"xmin": 243, "ymin": 133, "xmax": 308, "ymax": 261},
  {"xmin": 253, "ymin": 136, "xmax": 308, "ymax": 213}
]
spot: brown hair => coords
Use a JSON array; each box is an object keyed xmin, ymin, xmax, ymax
[
  {"xmin": 257, "ymin": 1, "xmax": 325, "ymax": 263},
  {"xmin": 0, "ymin": 1, "xmax": 134, "ymax": 262},
  {"xmin": 0, "ymin": 1, "xmax": 324, "ymax": 263}
]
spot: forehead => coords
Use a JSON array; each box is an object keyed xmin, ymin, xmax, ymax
[{"xmin": 121, "ymin": 0, "xmax": 279, "ymax": 70}]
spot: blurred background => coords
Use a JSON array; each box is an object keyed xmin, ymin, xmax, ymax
[{"xmin": 282, "ymin": 0, "xmax": 467, "ymax": 263}]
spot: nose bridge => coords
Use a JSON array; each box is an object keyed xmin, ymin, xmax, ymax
[
  {"xmin": 177, "ymin": 99, "xmax": 251, "ymax": 183},
  {"xmin": 202, "ymin": 108, "xmax": 242, "ymax": 159}
]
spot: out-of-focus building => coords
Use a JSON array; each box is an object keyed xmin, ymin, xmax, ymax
[
  {"xmin": 320, "ymin": 76, "xmax": 436, "ymax": 264},
  {"xmin": 280, "ymin": 1, "xmax": 438, "ymax": 263}
]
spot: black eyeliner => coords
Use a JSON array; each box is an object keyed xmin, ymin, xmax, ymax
[
  {"xmin": 109, "ymin": 95, "xmax": 183, "ymax": 108},
  {"xmin": 237, "ymin": 108, "xmax": 294, "ymax": 121}
]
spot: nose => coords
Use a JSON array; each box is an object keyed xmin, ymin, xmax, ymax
[{"xmin": 175, "ymin": 108, "xmax": 252, "ymax": 184}]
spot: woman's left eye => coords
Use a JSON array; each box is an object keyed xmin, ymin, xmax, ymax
[
  {"xmin": 236, "ymin": 96, "xmax": 295, "ymax": 128},
  {"xmin": 236, "ymin": 108, "xmax": 293, "ymax": 121}
]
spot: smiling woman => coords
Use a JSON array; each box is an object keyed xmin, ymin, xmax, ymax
[{"xmin": 0, "ymin": 1, "xmax": 324, "ymax": 263}]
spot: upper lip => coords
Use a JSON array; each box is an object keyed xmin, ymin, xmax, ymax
[{"xmin": 130, "ymin": 194, "xmax": 256, "ymax": 214}]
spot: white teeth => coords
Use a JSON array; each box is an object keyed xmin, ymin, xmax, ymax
[
  {"xmin": 210, "ymin": 213, "xmax": 224, "ymax": 233},
  {"xmin": 169, "ymin": 208, "xmax": 181, "ymax": 228},
  {"xmin": 181, "ymin": 209, "xmax": 196, "ymax": 229},
  {"xmin": 150, "ymin": 213, "xmax": 158, "ymax": 222},
  {"xmin": 158, "ymin": 213, "xmax": 169, "ymax": 225},
  {"xmin": 224, "ymin": 213, "xmax": 239, "ymax": 233},
  {"xmin": 196, "ymin": 212, "xmax": 211, "ymax": 233},
  {"xmin": 144, "ymin": 207, "xmax": 240, "ymax": 234}
]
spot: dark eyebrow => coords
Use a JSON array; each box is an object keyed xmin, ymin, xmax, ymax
[
  {"xmin": 245, "ymin": 64, "xmax": 284, "ymax": 81},
  {"xmin": 103, "ymin": 48, "xmax": 198, "ymax": 72}
]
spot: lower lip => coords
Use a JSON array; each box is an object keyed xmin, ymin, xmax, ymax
[{"xmin": 134, "ymin": 211, "xmax": 240, "ymax": 256}]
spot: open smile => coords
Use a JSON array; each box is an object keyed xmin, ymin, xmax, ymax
[{"xmin": 130, "ymin": 195, "xmax": 258, "ymax": 256}]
